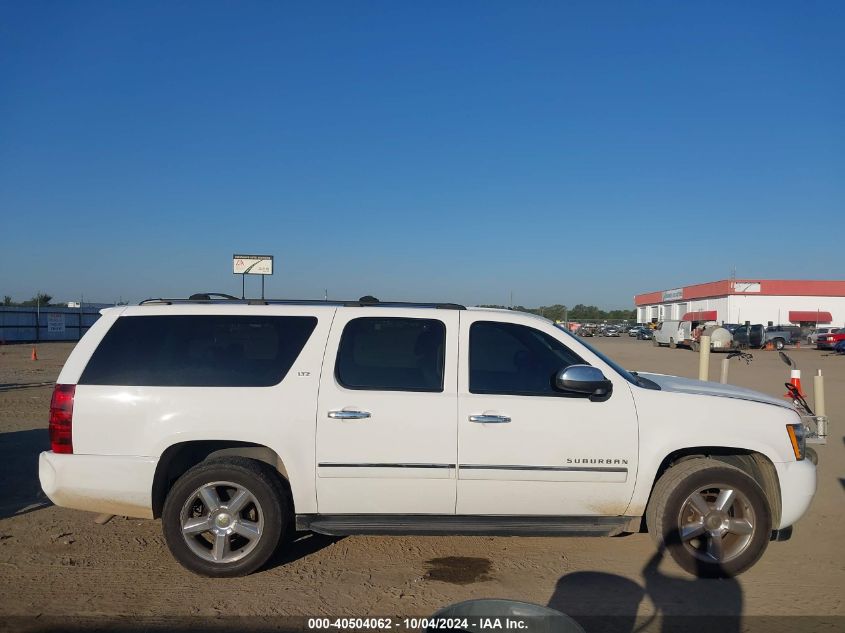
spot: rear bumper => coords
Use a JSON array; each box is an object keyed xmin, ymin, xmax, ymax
[
  {"xmin": 774, "ymin": 459, "xmax": 817, "ymax": 530},
  {"xmin": 39, "ymin": 451, "xmax": 157, "ymax": 519}
]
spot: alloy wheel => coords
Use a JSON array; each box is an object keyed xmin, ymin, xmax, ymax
[
  {"xmin": 179, "ymin": 481, "xmax": 265, "ymax": 564},
  {"xmin": 676, "ymin": 484, "xmax": 756, "ymax": 563}
]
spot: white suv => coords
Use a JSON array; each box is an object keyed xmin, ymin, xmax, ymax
[{"xmin": 39, "ymin": 298, "xmax": 818, "ymax": 578}]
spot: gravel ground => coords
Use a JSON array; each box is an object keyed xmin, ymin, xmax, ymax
[{"xmin": 0, "ymin": 339, "xmax": 842, "ymax": 632}]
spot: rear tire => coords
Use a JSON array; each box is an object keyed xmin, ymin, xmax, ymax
[
  {"xmin": 646, "ymin": 458, "xmax": 771, "ymax": 578},
  {"xmin": 162, "ymin": 457, "xmax": 289, "ymax": 577},
  {"xmin": 691, "ymin": 341, "xmax": 700, "ymax": 352},
  {"xmin": 652, "ymin": 338, "xmax": 659, "ymax": 347},
  {"xmin": 669, "ymin": 338, "xmax": 676, "ymax": 349},
  {"xmin": 773, "ymin": 338, "xmax": 785, "ymax": 351}
]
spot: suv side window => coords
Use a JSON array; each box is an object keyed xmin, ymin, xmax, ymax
[
  {"xmin": 470, "ymin": 321, "xmax": 584, "ymax": 396},
  {"xmin": 336, "ymin": 317, "xmax": 446, "ymax": 392},
  {"xmin": 79, "ymin": 315, "xmax": 317, "ymax": 387}
]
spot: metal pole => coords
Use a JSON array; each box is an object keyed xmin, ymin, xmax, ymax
[
  {"xmin": 720, "ymin": 358, "xmax": 730, "ymax": 384},
  {"xmin": 698, "ymin": 335, "xmax": 711, "ymax": 381},
  {"xmin": 78, "ymin": 294, "xmax": 83, "ymax": 341},
  {"xmin": 261, "ymin": 275, "xmax": 265, "ymax": 300},
  {"xmin": 36, "ymin": 294, "xmax": 40, "ymax": 345},
  {"xmin": 242, "ymin": 274, "xmax": 245, "ymax": 300}
]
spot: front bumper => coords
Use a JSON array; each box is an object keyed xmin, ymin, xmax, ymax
[
  {"xmin": 774, "ymin": 458, "xmax": 817, "ymax": 530},
  {"xmin": 39, "ymin": 451, "xmax": 158, "ymax": 519}
]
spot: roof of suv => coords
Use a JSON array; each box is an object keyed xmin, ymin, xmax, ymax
[
  {"xmin": 138, "ymin": 297, "xmax": 467, "ymax": 310},
  {"xmin": 129, "ymin": 296, "xmax": 568, "ymax": 325},
  {"xmin": 132, "ymin": 297, "xmax": 556, "ymax": 321}
]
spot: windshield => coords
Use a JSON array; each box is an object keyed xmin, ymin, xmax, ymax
[{"xmin": 555, "ymin": 325, "xmax": 658, "ymax": 389}]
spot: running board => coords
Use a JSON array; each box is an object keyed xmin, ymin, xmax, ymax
[{"xmin": 295, "ymin": 514, "xmax": 632, "ymax": 537}]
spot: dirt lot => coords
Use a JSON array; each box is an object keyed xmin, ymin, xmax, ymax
[{"xmin": 0, "ymin": 339, "xmax": 842, "ymax": 631}]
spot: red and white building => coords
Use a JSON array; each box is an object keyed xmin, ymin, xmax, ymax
[{"xmin": 634, "ymin": 280, "xmax": 845, "ymax": 327}]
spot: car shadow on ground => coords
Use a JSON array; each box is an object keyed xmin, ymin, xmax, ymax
[
  {"xmin": 0, "ymin": 428, "xmax": 52, "ymax": 520},
  {"xmin": 548, "ymin": 548, "xmax": 742, "ymax": 633},
  {"xmin": 263, "ymin": 530, "xmax": 344, "ymax": 571},
  {"xmin": 0, "ymin": 381, "xmax": 54, "ymax": 392}
]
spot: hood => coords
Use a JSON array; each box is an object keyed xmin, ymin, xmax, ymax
[{"xmin": 636, "ymin": 372, "xmax": 793, "ymax": 409}]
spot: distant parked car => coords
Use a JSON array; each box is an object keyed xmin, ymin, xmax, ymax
[
  {"xmin": 807, "ymin": 327, "xmax": 840, "ymax": 345},
  {"xmin": 602, "ymin": 326, "xmax": 621, "ymax": 337},
  {"xmin": 834, "ymin": 339, "xmax": 845, "ymax": 354},
  {"xmin": 767, "ymin": 326, "xmax": 802, "ymax": 344},
  {"xmin": 637, "ymin": 328, "xmax": 654, "ymax": 340},
  {"xmin": 817, "ymin": 328, "xmax": 845, "ymax": 350},
  {"xmin": 733, "ymin": 324, "xmax": 762, "ymax": 349},
  {"xmin": 732, "ymin": 324, "xmax": 803, "ymax": 350},
  {"xmin": 763, "ymin": 326, "xmax": 802, "ymax": 350},
  {"xmin": 653, "ymin": 320, "xmax": 684, "ymax": 348},
  {"xmin": 628, "ymin": 326, "xmax": 644, "ymax": 337}
]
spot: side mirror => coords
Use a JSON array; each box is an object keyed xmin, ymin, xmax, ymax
[{"xmin": 555, "ymin": 365, "xmax": 613, "ymax": 401}]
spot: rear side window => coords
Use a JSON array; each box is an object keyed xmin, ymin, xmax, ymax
[
  {"xmin": 336, "ymin": 317, "xmax": 446, "ymax": 392},
  {"xmin": 80, "ymin": 315, "xmax": 317, "ymax": 387}
]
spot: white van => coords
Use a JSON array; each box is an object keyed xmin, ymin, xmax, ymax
[{"xmin": 653, "ymin": 320, "xmax": 685, "ymax": 348}]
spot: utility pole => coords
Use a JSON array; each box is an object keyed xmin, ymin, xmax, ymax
[{"xmin": 35, "ymin": 292, "xmax": 40, "ymax": 345}]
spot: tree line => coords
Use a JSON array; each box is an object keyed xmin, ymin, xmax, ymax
[
  {"xmin": 479, "ymin": 303, "xmax": 636, "ymax": 322},
  {"xmin": 3, "ymin": 293, "xmax": 53, "ymax": 307}
]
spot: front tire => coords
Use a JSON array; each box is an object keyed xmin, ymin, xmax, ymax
[
  {"xmin": 773, "ymin": 338, "xmax": 785, "ymax": 351},
  {"xmin": 669, "ymin": 338, "xmax": 676, "ymax": 349},
  {"xmin": 646, "ymin": 458, "xmax": 771, "ymax": 578},
  {"xmin": 162, "ymin": 457, "xmax": 288, "ymax": 577}
]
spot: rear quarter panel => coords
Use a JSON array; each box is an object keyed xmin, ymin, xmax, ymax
[{"xmin": 65, "ymin": 305, "xmax": 336, "ymax": 514}]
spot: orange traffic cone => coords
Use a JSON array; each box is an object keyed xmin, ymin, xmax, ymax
[
  {"xmin": 31, "ymin": 346, "xmax": 38, "ymax": 361},
  {"xmin": 784, "ymin": 369, "xmax": 805, "ymax": 398}
]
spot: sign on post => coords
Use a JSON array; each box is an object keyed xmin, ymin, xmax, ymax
[
  {"xmin": 233, "ymin": 254, "xmax": 274, "ymax": 275},
  {"xmin": 233, "ymin": 254, "xmax": 274, "ymax": 300},
  {"xmin": 47, "ymin": 313, "xmax": 66, "ymax": 334}
]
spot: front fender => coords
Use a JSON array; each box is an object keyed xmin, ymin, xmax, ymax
[{"xmin": 626, "ymin": 388, "xmax": 800, "ymax": 516}]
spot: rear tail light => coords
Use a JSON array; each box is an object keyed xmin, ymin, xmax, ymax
[{"xmin": 49, "ymin": 384, "xmax": 75, "ymax": 454}]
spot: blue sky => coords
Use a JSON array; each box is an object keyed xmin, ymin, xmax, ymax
[{"xmin": 1, "ymin": 1, "xmax": 843, "ymax": 307}]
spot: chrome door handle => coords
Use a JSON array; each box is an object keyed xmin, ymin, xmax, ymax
[
  {"xmin": 469, "ymin": 414, "xmax": 511, "ymax": 423},
  {"xmin": 328, "ymin": 410, "xmax": 371, "ymax": 420}
]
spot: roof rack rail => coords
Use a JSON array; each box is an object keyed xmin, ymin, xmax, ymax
[
  {"xmin": 188, "ymin": 292, "xmax": 239, "ymax": 301},
  {"xmin": 138, "ymin": 297, "xmax": 466, "ymax": 310}
]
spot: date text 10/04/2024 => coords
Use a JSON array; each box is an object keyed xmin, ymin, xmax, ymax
[{"xmin": 307, "ymin": 617, "xmax": 533, "ymax": 630}]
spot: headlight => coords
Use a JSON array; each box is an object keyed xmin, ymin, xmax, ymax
[{"xmin": 786, "ymin": 423, "xmax": 806, "ymax": 461}]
